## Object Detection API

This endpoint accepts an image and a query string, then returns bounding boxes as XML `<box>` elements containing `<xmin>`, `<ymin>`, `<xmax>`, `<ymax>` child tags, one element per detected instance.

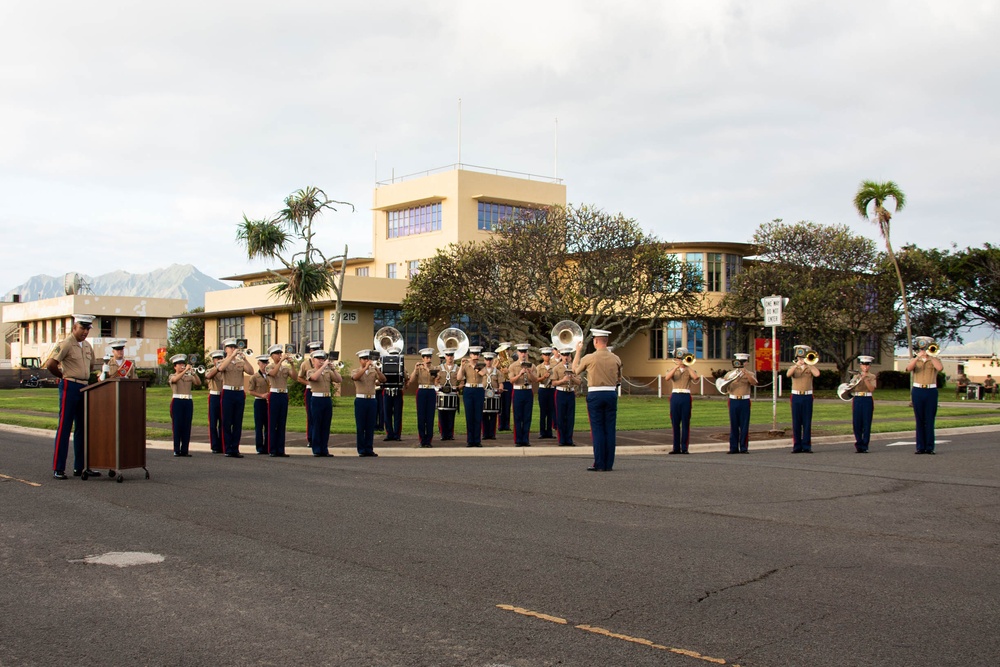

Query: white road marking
<box><xmin>71</xmin><ymin>552</ymin><xmax>165</xmax><ymax>567</ymax></box>
<box><xmin>886</xmin><ymin>440</ymin><xmax>950</xmax><ymax>447</ymax></box>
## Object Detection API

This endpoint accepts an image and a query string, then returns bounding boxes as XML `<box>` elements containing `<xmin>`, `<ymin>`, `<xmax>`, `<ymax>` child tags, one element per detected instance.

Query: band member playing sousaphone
<box><xmin>479</xmin><ymin>351</ymin><xmax>505</xmax><ymax>440</ymax></box>
<box><xmin>787</xmin><ymin>344</ymin><xmax>820</xmax><ymax>453</ymax></box>
<box><xmin>668</xmin><ymin>347</ymin><xmax>700</xmax><ymax>455</ymax></box>
<box><xmin>457</xmin><ymin>346</ymin><xmax>486</xmax><ymax>447</ymax></box>
<box><xmin>436</xmin><ymin>349</ymin><xmax>460</xmax><ymax>441</ymax></box>
<box><xmin>906</xmin><ymin>336</ymin><xmax>943</xmax><ymax>454</ymax></box>
<box><xmin>536</xmin><ymin>347</ymin><xmax>556</xmax><ymax>439</ymax></box>
<box><xmin>550</xmin><ymin>346</ymin><xmax>579</xmax><ymax>446</ymax></box>
<box><xmin>406</xmin><ymin>348</ymin><xmax>438</xmax><ymax>447</ymax></box>
<box><xmin>724</xmin><ymin>353</ymin><xmax>758</xmax><ymax>453</ymax></box>
<box><xmin>508</xmin><ymin>344</ymin><xmax>537</xmax><ymax>447</ymax></box>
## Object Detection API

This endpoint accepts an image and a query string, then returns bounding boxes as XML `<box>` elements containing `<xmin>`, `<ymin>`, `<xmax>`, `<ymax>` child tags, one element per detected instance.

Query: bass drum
<box><xmin>437</xmin><ymin>392</ymin><xmax>460</xmax><ymax>411</ymax></box>
<box><xmin>483</xmin><ymin>395</ymin><xmax>501</xmax><ymax>414</ymax></box>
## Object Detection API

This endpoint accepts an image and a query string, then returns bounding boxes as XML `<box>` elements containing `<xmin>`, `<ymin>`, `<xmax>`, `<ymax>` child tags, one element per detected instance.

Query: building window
<box><xmin>130</xmin><ymin>318</ymin><xmax>144</xmax><ymax>338</ymax></box>
<box><xmin>218</xmin><ymin>317</ymin><xmax>245</xmax><ymax>348</ymax></box>
<box><xmin>386</xmin><ymin>263</ymin><xmax>397</xmax><ymax>279</ymax></box>
<box><xmin>407</xmin><ymin>260</ymin><xmax>420</xmax><ymax>279</ymax></box>
<box><xmin>100</xmin><ymin>317</ymin><xmax>114</xmax><ymax>338</ymax></box>
<box><xmin>649</xmin><ymin>327</ymin><xmax>664</xmax><ymax>359</ymax></box>
<box><xmin>685</xmin><ymin>253</ymin><xmax>704</xmax><ymax>292</ymax></box>
<box><xmin>477</xmin><ymin>201</ymin><xmax>542</xmax><ymax>231</ymax></box>
<box><xmin>387</xmin><ymin>202</ymin><xmax>442</xmax><ymax>239</ymax></box>
<box><xmin>706</xmin><ymin>322</ymin><xmax>725</xmax><ymax>359</ymax></box>
<box><xmin>859</xmin><ymin>334</ymin><xmax>883</xmax><ymax>363</ymax></box>
<box><xmin>725</xmin><ymin>253</ymin><xmax>743</xmax><ymax>292</ymax></box>
<box><xmin>261</xmin><ymin>316</ymin><xmax>273</xmax><ymax>352</ymax></box>
<box><xmin>706</xmin><ymin>253</ymin><xmax>723</xmax><ymax>292</ymax></box>
<box><xmin>687</xmin><ymin>320</ymin><xmax>704</xmax><ymax>359</ymax></box>
<box><xmin>373</xmin><ymin>309</ymin><xmax>428</xmax><ymax>356</ymax></box>
<box><xmin>290</xmin><ymin>311</ymin><xmax>324</xmax><ymax>348</ymax></box>
<box><xmin>355</xmin><ymin>267</ymin><xmax>370</xmax><ymax>277</ymax></box>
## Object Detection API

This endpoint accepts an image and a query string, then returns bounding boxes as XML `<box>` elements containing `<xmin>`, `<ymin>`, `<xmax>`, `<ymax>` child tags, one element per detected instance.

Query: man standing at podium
<box><xmin>45</xmin><ymin>314</ymin><xmax>101</xmax><ymax>480</ymax></box>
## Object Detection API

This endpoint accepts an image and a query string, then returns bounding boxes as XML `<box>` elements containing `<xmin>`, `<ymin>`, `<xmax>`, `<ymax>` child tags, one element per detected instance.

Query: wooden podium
<box><xmin>81</xmin><ymin>378</ymin><xmax>150</xmax><ymax>483</ymax></box>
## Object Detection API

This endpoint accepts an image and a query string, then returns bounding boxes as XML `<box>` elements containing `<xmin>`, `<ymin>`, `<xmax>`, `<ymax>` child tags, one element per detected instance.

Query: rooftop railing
<box><xmin>376</xmin><ymin>163</ymin><xmax>563</xmax><ymax>186</ymax></box>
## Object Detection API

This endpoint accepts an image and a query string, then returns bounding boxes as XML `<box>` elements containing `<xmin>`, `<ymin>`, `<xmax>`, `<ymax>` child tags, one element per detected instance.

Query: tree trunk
<box><xmin>885</xmin><ymin>240</ymin><xmax>913</xmax><ymax>357</ymax></box>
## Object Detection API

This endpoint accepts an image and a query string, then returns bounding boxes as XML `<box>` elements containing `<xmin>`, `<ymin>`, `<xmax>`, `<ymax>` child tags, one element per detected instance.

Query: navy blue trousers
<box><xmin>268</xmin><ymin>392</ymin><xmax>288</xmax><ymax>455</ymax></box>
<box><xmin>221</xmin><ymin>389</ymin><xmax>245</xmax><ymax>455</ymax></box>
<box><xmin>512</xmin><ymin>389</ymin><xmax>533</xmax><ymax>445</ymax></box>
<box><xmin>499</xmin><ymin>381</ymin><xmax>513</xmax><ymax>430</ymax></box>
<box><xmin>52</xmin><ymin>379</ymin><xmax>85</xmax><ymax>473</ymax></box>
<box><xmin>253</xmin><ymin>397</ymin><xmax>268</xmax><ymax>453</ymax></box>
<box><xmin>728</xmin><ymin>398</ymin><xmax>751</xmax><ymax>453</ymax></box>
<box><xmin>555</xmin><ymin>391</ymin><xmax>576</xmax><ymax>445</ymax></box>
<box><xmin>309</xmin><ymin>395</ymin><xmax>332</xmax><ymax>455</ymax></box>
<box><xmin>790</xmin><ymin>394</ymin><xmax>813</xmax><ymax>452</ymax></box>
<box><xmin>538</xmin><ymin>387</ymin><xmax>555</xmax><ymax>437</ymax></box>
<box><xmin>416</xmin><ymin>388</ymin><xmax>436</xmax><ymax>445</ymax></box>
<box><xmin>669</xmin><ymin>392</ymin><xmax>692</xmax><ymax>453</ymax></box>
<box><xmin>587</xmin><ymin>391</ymin><xmax>617</xmax><ymax>470</ymax></box>
<box><xmin>355</xmin><ymin>397</ymin><xmax>377</xmax><ymax>454</ymax></box>
<box><xmin>852</xmin><ymin>396</ymin><xmax>874</xmax><ymax>451</ymax></box>
<box><xmin>207</xmin><ymin>392</ymin><xmax>222</xmax><ymax>452</ymax></box>
<box><xmin>464</xmin><ymin>387</ymin><xmax>485</xmax><ymax>445</ymax></box>
<box><xmin>383</xmin><ymin>390</ymin><xmax>403</xmax><ymax>439</ymax></box>
<box><xmin>171</xmin><ymin>397</ymin><xmax>194</xmax><ymax>455</ymax></box>
<box><xmin>911</xmin><ymin>387</ymin><xmax>938</xmax><ymax>453</ymax></box>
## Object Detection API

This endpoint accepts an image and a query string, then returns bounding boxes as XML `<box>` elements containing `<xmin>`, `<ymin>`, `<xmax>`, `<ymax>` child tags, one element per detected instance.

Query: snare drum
<box><xmin>483</xmin><ymin>395</ymin><xmax>501</xmax><ymax>413</ymax></box>
<box><xmin>437</xmin><ymin>392</ymin><xmax>460</xmax><ymax>411</ymax></box>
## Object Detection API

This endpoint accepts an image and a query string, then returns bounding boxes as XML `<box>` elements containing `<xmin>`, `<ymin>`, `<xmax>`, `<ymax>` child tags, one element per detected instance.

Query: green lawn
<box><xmin>2</xmin><ymin>387</ymin><xmax>998</xmax><ymax>436</ymax></box>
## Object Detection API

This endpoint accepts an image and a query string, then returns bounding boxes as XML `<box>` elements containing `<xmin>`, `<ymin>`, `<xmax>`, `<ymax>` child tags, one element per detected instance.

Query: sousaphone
<box><xmin>373</xmin><ymin>326</ymin><xmax>404</xmax><ymax>355</ymax></box>
<box><xmin>436</xmin><ymin>327</ymin><xmax>469</xmax><ymax>360</ymax></box>
<box><xmin>550</xmin><ymin>320</ymin><xmax>583</xmax><ymax>350</ymax></box>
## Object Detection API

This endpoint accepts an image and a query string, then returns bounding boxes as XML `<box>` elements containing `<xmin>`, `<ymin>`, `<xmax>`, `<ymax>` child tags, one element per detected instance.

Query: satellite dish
<box><xmin>63</xmin><ymin>272</ymin><xmax>92</xmax><ymax>295</ymax></box>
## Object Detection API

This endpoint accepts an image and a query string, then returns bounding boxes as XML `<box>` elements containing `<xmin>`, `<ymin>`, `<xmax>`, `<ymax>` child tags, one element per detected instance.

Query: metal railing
<box><xmin>376</xmin><ymin>163</ymin><xmax>563</xmax><ymax>186</ymax></box>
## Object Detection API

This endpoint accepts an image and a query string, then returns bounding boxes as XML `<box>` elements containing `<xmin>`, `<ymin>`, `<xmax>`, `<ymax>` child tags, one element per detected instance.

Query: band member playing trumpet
<box><xmin>849</xmin><ymin>355</ymin><xmax>877</xmax><ymax>453</ymax></box>
<box><xmin>168</xmin><ymin>354</ymin><xmax>201</xmax><ymax>457</ymax></box>
<box><xmin>536</xmin><ymin>347</ymin><xmax>556</xmax><ymax>439</ymax></box>
<box><xmin>407</xmin><ymin>349</ymin><xmax>437</xmax><ymax>447</ymax></box>
<box><xmin>247</xmin><ymin>355</ymin><xmax>271</xmax><ymax>455</ymax></box>
<box><xmin>480</xmin><ymin>351</ymin><xmax>505</xmax><ymax>440</ymax></box>
<box><xmin>436</xmin><ymin>350</ymin><xmax>459</xmax><ymax>441</ymax></box>
<box><xmin>574</xmin><ymin>329</ymin><xmax>622</xmax><ymax>471</ymax></box>
<box><xmin>906</xmin><ymin>337</ymin><xmax>943</xmax><ymax>454</ymax></box>
<box><xmin>787</xmin><ymin>344</ymin><xmax>821</xmax><ymax>453</ymax></box>
<box><xmin>550</xmin><ymin>346</ymin><xmax>579</xmax><ymax>446</ymax></box>
<box><xmin>307</xmin><ymin>350</ymin><xmax>342</xmax><ymax>457</ymax></box>
<box><xmin>668</xmin><ymin>347</ymin><xmax>700</xmax><ymax>455</ymax></box>
<box><xmin>101</xmin><ymin>339</ymin><xmax>136</xmax><ymax>380</ymax></box>
<box><xmin>265</xmin><ymin>344</ymin><xmax>294</xmax><ymax>457</ymax></box>
<box><xmin>509</xmin><ymin>344</ymin><xmax>537</xmax><ymax>447</ymax></box>
<box><xmin>299</xmin><ymin>341</ymin><xmax>324</xmax><ymax>449</ymax></box>
<box><xmin>726</xmin><ymin>353</ymin><xmax>758</xmax><ymax>453</ymax></box>
<box><xmin>217</xmin><ymin>338</ymin><xmax>254</xmax><ymax>458</ymax></box>
<box><xmin>204</xmin><ymin>350</ymin><xmax>226</xmax><ymax>453</ymax></box>
<box><xmin>352</xmin><ymin>350</ymin><xmax>387</xmax><ymax>457</ymax></box>
<box><xmin>458</xmin><ymin>346</ymin><xmax>486</xmax><ymax>447</ymax></box>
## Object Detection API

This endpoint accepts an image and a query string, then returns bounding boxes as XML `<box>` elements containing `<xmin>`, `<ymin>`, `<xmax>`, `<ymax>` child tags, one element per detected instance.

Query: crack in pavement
<box><xmin>696</xmin><ymin>564</ymin><xmax>796</xmax><ymax>603</ymax></box>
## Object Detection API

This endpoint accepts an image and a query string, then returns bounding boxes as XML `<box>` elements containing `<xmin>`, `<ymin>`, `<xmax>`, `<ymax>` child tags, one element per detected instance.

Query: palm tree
<box><xmin>853</xmin><ymin>180</ymin><xmax>910</xmax><ymax>355</ymax></box>
<box><xmin>237</xmin><ymin>187</ymin><xmax>353</xmax><ymax>354</ymax></box>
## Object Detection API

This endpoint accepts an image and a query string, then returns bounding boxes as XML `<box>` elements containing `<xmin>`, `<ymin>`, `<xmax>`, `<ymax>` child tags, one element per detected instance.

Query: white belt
<box><xmin>418</xmin><ymin>384</ymin><xmax>435</xmax><ymax>389</ymax></box>
<box><xmin>356</xmin><ymin>394</ymin><xmax>375</xmax><ymax>400</ymax></box>
<box><xmin>672</xmin><ymin>389</ymin><xmax>691</xmax><ymax>394</ymax></box>
<box><xmin>588</xmin><ymin>386</ymin><xmax>616</xmax><ymax>392</ymax></box>
<box><xmin>63</xmin><ymin>377</ymin><xmax>88</xmax><ymax>384</ymax></box>
<box><xmin>312</xmin><ymin>392</ymin><xmax>330</xmax><ymax>397</ymax></box>
<box><xmin>556</xmin><ymin>387</ymin><xmax>574</xmax><ymax>392</ymax></box>
<box><xmin>913</xmin><ymin>383</ymin><xmax>935</xmax><ymax>389</ymax></box>
<box><xmin>514</xmin><ymin>384</ymin><xmax>532</xmax><ymax>390</ymax></box>
<box><xmin>270</xmin><ymin>388</ymin><xmax>288</xmax><ymax>393</ymax></box>
<box><xmin>172</xmin><ymin>394</ymin><xmax>192</xmax><ymax>400</ymax></box>
<box><xmin>465</xmin><ymin>383</ymin><xmax>482</xmax><ymax>388</ymax></box>
<box><xmin>791</xmin><ymin>390</ymin><xmax>813</xmax><ymax>395</ymax></box>
<box><xmin>223</xmin><ymin>385</ymin><xmax>244</xmax><ymax>391</ymax></box>
<box><xmin>254</xmin><ymin>396</ymin><xmax>267</xmax><ymax>401</ymax></box>
<box><xmin>729</xmin><ymin>395</ymin><xmax>750</xmax><ymax>400</ymax></box>
<box><xmin>854</xmin><ymin>392</ymin><xmax>873</xmax><ymax>397</ymax></box>
<box><xmin>209</xmin><ymin>390</ymin><xmax>221</xmax><ymax>395</ymax></box>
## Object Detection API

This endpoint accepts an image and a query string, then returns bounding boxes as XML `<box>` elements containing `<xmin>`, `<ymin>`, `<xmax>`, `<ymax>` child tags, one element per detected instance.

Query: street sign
<box><xmin>761</xmin><ymin>296</ymin><xmax>784</xmax><ymax>327</ymax></box>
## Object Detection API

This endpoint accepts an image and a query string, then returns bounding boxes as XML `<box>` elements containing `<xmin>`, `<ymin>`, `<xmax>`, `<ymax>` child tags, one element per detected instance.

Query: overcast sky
<box><xmin>2</xmin><ymin>0</ymin><xmax>998</xmax><ymax>297</ymax></box>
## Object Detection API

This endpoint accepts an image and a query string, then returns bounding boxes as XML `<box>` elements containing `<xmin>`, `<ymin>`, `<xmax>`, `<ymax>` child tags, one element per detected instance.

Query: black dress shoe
<box><xmin>53</xmin><ymin>471</ymin><xmax>68</xmax><ymax>480</ymax></box>
<box><xmin>313</xmin><ymin>453</ymin><xmax>332</xmax><ymax>457</ymax></box>
<box><xmin>173</xmin><ymin>453</ymin><xmax>182</xmax><ymax>457</ymax></box>
<box><xmin>668</xmin><ymin>451</ymin><xmax>680</xmax><ymax>455</ymax></box>
<box><xmin>73</xmin><ymin>469</ymin><xmax>102</xmax><ymax>477</ymax></box>
<box><xmin>587</xmin><ymin>466</ymin><xmax>603</xmax><ymax>471</ymax></box>
<box><xmin>183</xmin><ymin>453</ymin><xmax>193</xmax><ymax>457</ymax></box>
<box><xmin>256</xmin><ymin>451</ymin><xmax>268</xmax><ymax>455</ymax></box>
<box><xmin>224</xmin><ymin>453</ymin><xmax>244</xmax><ymax>458</ymax></box>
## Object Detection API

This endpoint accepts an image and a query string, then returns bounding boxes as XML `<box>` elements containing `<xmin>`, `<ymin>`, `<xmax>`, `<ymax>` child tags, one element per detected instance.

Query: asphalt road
<box><xmin>2</xmin><ymin>428</ymin><xmax>998</xmax><ymax>666</ymax></box>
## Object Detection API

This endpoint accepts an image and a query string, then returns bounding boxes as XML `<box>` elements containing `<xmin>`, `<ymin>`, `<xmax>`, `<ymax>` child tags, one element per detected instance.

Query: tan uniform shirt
<box><xmin>107</xmin><ymin>358</ymin><xmax>137</xmax><ymax>379</ymax></box>
<box><xmin>853</xmin><ymin>372</ymin><xmax>876</xmax><ymax>394</ymax></box>
<box><xmin>266</xmin><ymin>362</ymin><xmax>293</xmax><ymax>390</ymax></box>
<box><xmin>298</xmin><ymin>359</ymin><xmax>312</xmax><ymax>384</ymax></box>
<box><xmin>458</xmin><ymin>359</ymin><xmax>482</xmax><ymax>387</ymax></box>
<box><xmin>170</xmin><ymin>373</ymin><xmax>198</xmax><ymax>395</ymax></box>
<box><xmin>219</xmin><ymin>357</ymin><xmax>253</xmax><ymax>390</ymax></box>
<box><xmin>406</xmin><ymin>361</ymin><xmax>436</xmax><ymax>388</ymax></box>
<box><xmin>52</xmin><ymin>335</ymin><xmax>94</xmax><ymax>381</ymax></box>
<box><xmin>549</xmin><ymin>362</ymin><xmax>578</xmax><ymax>391</ymax></box>
<box><xmin>669</xmin><ymin>365</ymin><xmax>695</xmax><ymax>391</ymax></box>
<box><xmin>787</xmin><ymin>365</ymin><xmax>815</xmax><ymax>392</ymax></box>
<box><xmin>911</xmin><ymin>359</ymin><xmax>938</xmax><ymax>386</ymax></box>
<box><xmin>727</xmin><ymin>371</ymin><xmax>757</xmax><ymax>398</ymax></box>
<box><xmin>436</xmin><ymin>363</ymin><xmax>460</xmax><ymax>390</ymax></box>
<box><xmin>354</xmin><ymin>367</ymin><xmax>380</xmax><ymax>397</ymax></box>
<box><xmin>206</xmin><ymin>368</ymin><xmax>224</xmax><ymax>392</ymax></box>
<box><xmin>535</xmin><ymin>362</ymin><xmax>553</xmax><ymax>388</ymax></box>
<box><xmin>308</xmin><ymin>368</ymin><xmax>339</xmax><ymax>395</ymax></box>
<box><xmin>481</xmin><ymin>365</ymin><xmax>505</xmax><ymax>393</ymax></box>
<box><xmin>247</xmin><ymin>371</ymin><xmax>270</xmax><ymax>399</ymax></box>
<box><xmin>576</xmin><ymin>349</ymin><xmax>622</xmax><ymax>388</ymax></box>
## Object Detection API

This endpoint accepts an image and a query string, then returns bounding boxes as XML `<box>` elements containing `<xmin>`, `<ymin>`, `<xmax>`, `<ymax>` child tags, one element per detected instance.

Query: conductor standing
<box><xmin>573</xmin><ymin>329</ymin><xmax>622</xmax><ymax>472</ymax></box>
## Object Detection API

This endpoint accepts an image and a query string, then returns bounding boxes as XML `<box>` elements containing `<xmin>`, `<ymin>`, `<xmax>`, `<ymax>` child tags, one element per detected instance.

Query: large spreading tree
<box><xmin>402</xmin><ymin>204</ymin><xmax>706</xmax><ymax>350</ymax></box>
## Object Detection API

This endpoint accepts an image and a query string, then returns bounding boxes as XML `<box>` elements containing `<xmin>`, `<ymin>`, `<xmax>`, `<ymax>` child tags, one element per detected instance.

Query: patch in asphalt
<box><xmin>72</xmin><ymin>552</ymin><xmax>165</xmax><ymax>567</ymax></box>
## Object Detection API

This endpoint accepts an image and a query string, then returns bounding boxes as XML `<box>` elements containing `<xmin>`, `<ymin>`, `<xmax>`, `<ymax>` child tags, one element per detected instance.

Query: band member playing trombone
<box><xmin>204</xmin><ymin>350</ymin><xmax>226</xmax><ymax>453</ymax></box>
<box><xmin>668</xmin><ymin>347</ymin><xmax>700</xmax><ymax>455</ymax></box>
<box><xmin>906</xmin><ymin>337</ymin><xmax>943</xmax><ymax>454</ymax></box>
<box><xmin>247</xmin><ymin>355</ymin><xmax>271</xmax><ymax>455</ymax></box>
<box><xmin>406</xmin><ymin>348</ymin><xmax>437</xmax><ymax>447</ymax></box>
<box><xmin>436</xmin><ymin>350</ymin><xmax>459</xmax><ymax>441</ymax></box>
<box><xmin>217</xmin><ymin>338</ymin><xmax>254</xmax><ymax>458</ymax></box>
<box><xmin>352</xmin><ymin>350</ymin><xmax>387</xmax><ymax>457</ymax></box>
<box><xmin>787</xmin><ymin>344</ymin><xmax>821</xmax><ymax>453</ymax></box>
<box><xmin>725</xmin><ymin>353</ymin><xmax>758</xmax><ymax>454</ymax></box>
<box><xmin>168</xmin><ymin>354</ymin><xmax>201</xmax><ymax>457</ymax></box>
<box><xmin>536</xmin><ymin>347</ymin><xmax>556</xmax><ymax>439</ymax></box>
<box><xmin>550</xmin><ymin>346</ymin><xmax>579</xmax><ymax>446</ymax></box>
<box><xmin>849</xmin><ymin>355</ymin><xmax>877</xmax><ymax>453</ymax></box>
<box><xmin>573</xmin><ymin>329</ymin><xmax>622</xmax><ymax>471</ymax></box>
<box><xmin>508</xmin><ymin>344</ymin><xmax>537</xmax><ymax>447</ymax></box>
<box><xmin>307</xmin><ymin>350</ymin><xmax>342</xmax><ymax>457</ymax></box>
<box><xmin>458</xmin><ymin>346</ymin><xmax>485</xmax><ymax>447</ymax></box>
<box><xmin>265</xmin><ymin>344</ymin><xmax>294</xmax><ymax>457</ymax></box>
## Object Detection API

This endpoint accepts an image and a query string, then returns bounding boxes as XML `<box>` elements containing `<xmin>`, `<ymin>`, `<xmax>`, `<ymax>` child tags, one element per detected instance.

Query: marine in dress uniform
<box><xmin>849</xmin><ymin>355</ymin><xmax>877</xmax><ymax>453</ymax></box>
<box><xmin>204</xmin><ymin>350</ymin><xmax>226</xmax><ymax>453</ymax></box>
<box><xmin>667</xmin><ymin>347</ymin><xmax>701</xmax><ymax>455</ymax></box>
<box><xmin>497</xmin><ymin>343</ymin><xmax>513</xmax><ymax>432</ymax></box>
<box><xmin>787</xmin><ymin>344</ymin><xmax>820</xmax><ymax>453</ymax></box>
<box><xmin>247</xmin><ymin>355</ymin><xmax>271</xmax><ymax>455</ymax></box>
<box><xmin>508</xmin><ymin>344</ymin><xmax>537</xmax><ymax>447</ymax></box>
<box><xmin>298</xmin><ymin>341</ymin><xmax>324</xmax><ymax>448</ymax></box>
<box><xmin>381</xmin><ymin>353</ymin><xmax>404</xmax><ymax>443</ymax></box>
<box><xmin>550</xmin><ymin>346</ymin><xmax>579</xmax><ymax>446</ymax></box>
<box><xmin>306</xmin><ymin>350</ymin><xmax>342</xmax><ymax>456</ymax></box>
<box><xmin>406</xmin><ymin>348</ymin><xmax>438</xmax><ymax>447</ymax></box>
<box><xmin>352</xmin><ymin>350</ymin><xmax>387</xmax><ymax>456</ymax></box>
<box><xmin>101</xmin><ymin>339</ymin><xmax>137</xmax><ymax>380</ymax></box>
<box><xmin>905</xmin><ymin>337</ymin><xmax>944</xmax><ymax>454</ymax></box>
<box><xmin>217</xmin><ymin>338</ymin><xmax>254</xmax><ymax>458</ymax></box>
<box><xmin>573</xmin><ymin>329</ymin><xmax>622</xmax><ymax>471</ymax></box>
<box><xmin>458</xmin><ymin>346</ymin><xmax>486</xmax><ymax>447</ymax></box>
<box><xmin>480</xmin><ymin>351</ymin><xmax>505</xmax><ymax>441</ymax></box>
<box><xmin>45</xmin><ymin>314</ymin><xmax>100</xmax><ymax>479</ymax></box>
<box><xmin>536</xmin><ymin>347</ymin><xmax>556</xmax><ymax>439</ymax></box>
<box><xmin>168</xmin><ymin>354</ymin><xmax>200</xmax><ymax>457</ymax></box>
<box><xmin>726</xmin><ymin>353</ymin><xmax>758</xmax><ymax>454</ymax></box>
<box><xmin>436</xmin><ymin>350</ymin><xmax>460</xmax><ymax>441</ymax></box>
<box><xmin>265</xmin><ymin>344</ymin><xmax>294</xmax><ymax>457</ymax></box>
